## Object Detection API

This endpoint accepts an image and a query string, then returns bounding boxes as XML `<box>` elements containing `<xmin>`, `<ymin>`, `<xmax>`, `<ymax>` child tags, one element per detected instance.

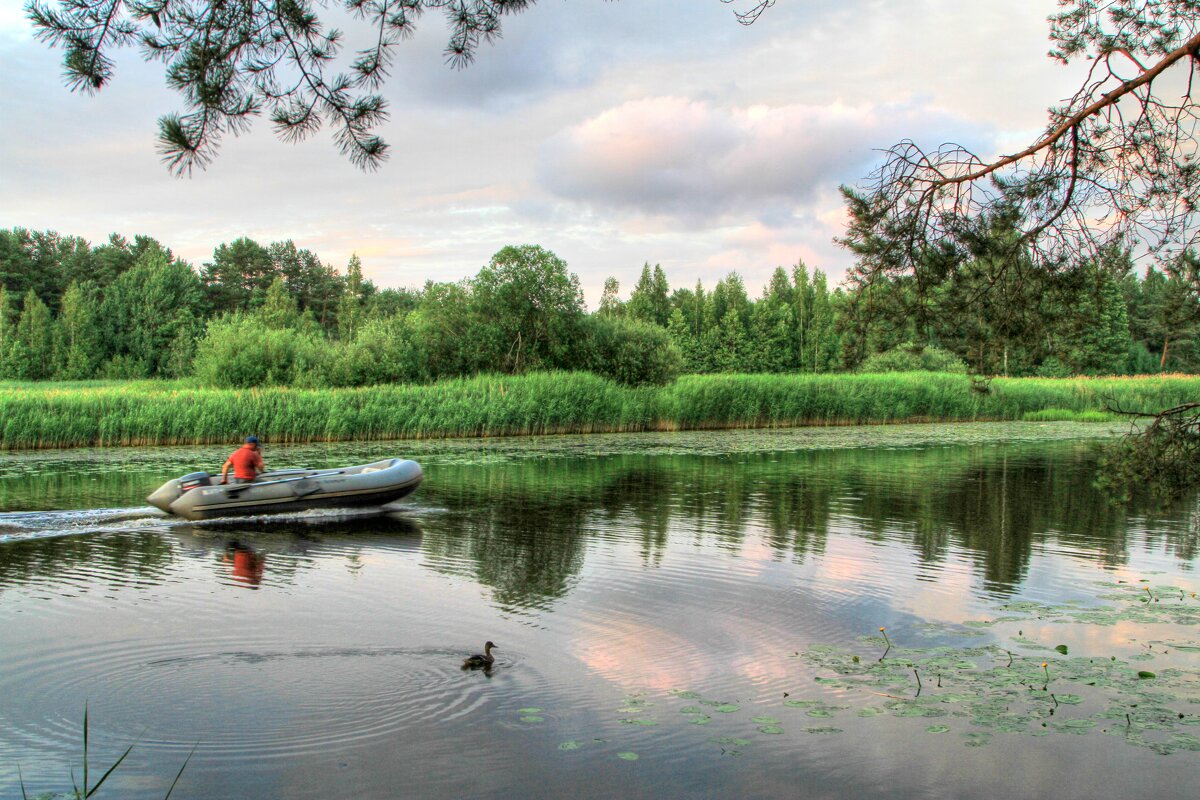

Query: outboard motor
<box><xmin>179</xmin><ymin>472</ymin><xmax>212</xmax><ymax>492</ymax></box>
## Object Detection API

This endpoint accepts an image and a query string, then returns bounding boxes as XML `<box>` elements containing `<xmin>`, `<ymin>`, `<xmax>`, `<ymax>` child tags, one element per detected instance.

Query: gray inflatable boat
<box><xmin>147</xmin><ymin>458</ymin><xmax>423</xmax><ymax>521</ymax></box>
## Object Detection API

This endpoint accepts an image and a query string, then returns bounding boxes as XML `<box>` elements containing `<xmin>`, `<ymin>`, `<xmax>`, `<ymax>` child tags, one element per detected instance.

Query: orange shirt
<box><xmin>227</xmin><ymin>444</ymin><xmax>264</xmax><ymax>480</ymax></box>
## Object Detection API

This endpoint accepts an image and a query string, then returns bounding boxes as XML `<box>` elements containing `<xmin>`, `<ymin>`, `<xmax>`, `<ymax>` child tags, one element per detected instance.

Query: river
<box><xmin>1</xmin><ymin>423</ymin><xmax>1198</xmax><ymax>799</ymax></box>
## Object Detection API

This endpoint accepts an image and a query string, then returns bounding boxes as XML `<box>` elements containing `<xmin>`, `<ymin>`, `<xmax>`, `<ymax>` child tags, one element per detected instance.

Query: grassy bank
<box><xmin>0</xmin><ymin>372</ymin><xmax>1195</xmax><ymax>449</ymax></box>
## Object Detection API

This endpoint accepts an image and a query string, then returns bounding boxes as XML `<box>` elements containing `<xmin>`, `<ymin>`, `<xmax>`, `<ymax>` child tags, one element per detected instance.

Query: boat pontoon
<box><xmin>147</xmin><ymin>458</ymin><xmax>423</xmax><ymax>521</ymax></box>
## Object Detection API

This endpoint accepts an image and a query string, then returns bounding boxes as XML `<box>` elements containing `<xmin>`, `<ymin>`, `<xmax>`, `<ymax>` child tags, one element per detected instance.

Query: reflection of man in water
<box><xmin>224</xmin><ymin>541</ymin><xmax>266</xmax><ymax>587</ymax></box>
<box><xmin>220</xmin><ymin>436</ymin><xmax>265</xmax><ymax>485</ymax></box>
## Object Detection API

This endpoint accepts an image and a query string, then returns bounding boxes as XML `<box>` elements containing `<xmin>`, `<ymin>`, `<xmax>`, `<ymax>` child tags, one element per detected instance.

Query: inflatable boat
<box><xmin>147</xmin><ymin>458</ymin><xmax>424</xmax><ymax>521</ymax></box>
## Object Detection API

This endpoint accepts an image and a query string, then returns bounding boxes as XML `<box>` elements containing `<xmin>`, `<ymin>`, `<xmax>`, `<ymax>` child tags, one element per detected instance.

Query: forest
<box><xmin>0</xmin><ymin>226</ymin><xmax>1197</xmax><ymax>389</ymax></box>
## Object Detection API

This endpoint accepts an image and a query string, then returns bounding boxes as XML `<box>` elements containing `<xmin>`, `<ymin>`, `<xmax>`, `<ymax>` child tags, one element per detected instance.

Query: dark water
<box><xmin>1</xmin><ymin>423</ymin><xmax>1198</xmax><ymax>799</ymax></box>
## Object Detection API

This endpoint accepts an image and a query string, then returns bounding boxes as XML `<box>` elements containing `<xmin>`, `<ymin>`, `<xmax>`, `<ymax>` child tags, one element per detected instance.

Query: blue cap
<box><xmin>245</xmin><ymin>435</ymin><xmax>260</xmax><ymax>444</ymax></box>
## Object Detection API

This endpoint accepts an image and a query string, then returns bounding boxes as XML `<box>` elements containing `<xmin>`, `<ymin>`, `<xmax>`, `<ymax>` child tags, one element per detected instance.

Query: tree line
<box><xmin>0</xmin><ymin>227</ymin><xmax>1197</xmax><ymax>388</ymax></box>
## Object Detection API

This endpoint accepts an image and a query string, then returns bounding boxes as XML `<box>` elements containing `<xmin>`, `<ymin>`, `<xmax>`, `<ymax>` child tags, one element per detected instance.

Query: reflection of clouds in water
<box><xmin>573</xmin><ymin>611</ymin><xmax>795</xmax><ymax>694</ymax></box>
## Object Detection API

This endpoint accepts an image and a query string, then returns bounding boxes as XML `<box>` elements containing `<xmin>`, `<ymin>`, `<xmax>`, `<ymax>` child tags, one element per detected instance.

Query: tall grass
<box><xmin>0</xmin><ymin>372</ymin><xmax>1195</xmax><ymax>449</ymax></box>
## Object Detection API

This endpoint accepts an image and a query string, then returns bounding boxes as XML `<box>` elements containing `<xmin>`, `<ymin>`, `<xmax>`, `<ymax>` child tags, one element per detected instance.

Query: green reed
<box><xmin>0</xmin><ymin>372</ymin><xmax>1195</xmax><ymax>449</ymax></box>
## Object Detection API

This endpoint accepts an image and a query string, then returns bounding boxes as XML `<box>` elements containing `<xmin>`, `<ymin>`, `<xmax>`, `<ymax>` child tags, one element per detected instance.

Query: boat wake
<box><xmin>0</xmin><ymin>505</ymin><xmax>417</xmax><ymax>544</ymax></box>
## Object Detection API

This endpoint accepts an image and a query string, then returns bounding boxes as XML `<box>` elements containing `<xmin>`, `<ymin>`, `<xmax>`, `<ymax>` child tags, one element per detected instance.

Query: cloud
<box><xmin>539</xmin><ymin>95</ymin><xmax>995</xmax><ymax>224</ymax></box>
<box><xmin>378</xmin><ymin>1</ymin><xmax>738</xmax><ymax>111</ymax></box>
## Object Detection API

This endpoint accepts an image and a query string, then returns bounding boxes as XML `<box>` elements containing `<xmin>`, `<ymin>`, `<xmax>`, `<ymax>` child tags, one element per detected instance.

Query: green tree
<box><xmin>0</xmin><ymin>286</ymin><xmax>16</xmax><ymax>378</ymax></box>
<box><xmin>1142</xmin><ymin>254</ymin><xmax>1200</xmax><ymax>371</ymax></box>
<box><xmin>270</xmin><ymin>241</ymin><xmax>343</xmax><ymax>329</ymax></box>
<box><xmin>323</xmin><ymin>315</ymin><xmax>422</xmax><ymax>386</ymax></box>
<box><xmin>745</xmin><ymin>269</ymin><xmax>794</xmax><ymax>373</ymax></box>
<box><xmin>627</xmin><ymin>263</ymin><xmax>671</xmax><ymax>327</ymax></box>
<box><xmin>259</xmin><ymin>277</ymin><xmax>305</xmax><ymax>331</ymax></box>
<box><xmin>193</xmin><ymin>314</ymin><xmax>328</xmax><ymax>387</ymax></box>
<box><xmin>470</xmin><ymin>245</ymin><xmax>585</xmax><ymax>373</ymax></box>
<box><xmin>102</xmin><ymin>252</ymin><xmax>207</xmax><ymax>377</ymax></box>
<box><xmin>409</xmin><ymin>281</ymin><xmax>477</xmax><ymax>380</ymax></box>
<box><xmin>666</xmin><ymin>306</ymin><xmax>702</xmax><ymax>372</ymax></box>
<box><xmin>584</xmin><ymin>315</ymin><xmax>682</xmax><ymax>386</ymax></box>
<box><xmin>809</xmin><ymin>271</ymin><xmax>840</xmax><ymax>372</ymax></box>
<box><xmin>13</xmin><ymin>289</ymin><xmax>56</xmax><ymax>380</ymax></box>
<box><xmin>55</xmin><ymin>280</ymin><xmax>103</xmax><ymax>379</ymax></box>
<box><xmin>598</xmin><ymin>277</ymin><xmax>624</xmax><ymax>318</ymax></box>
<box><xmin>202</xmin><ymin>238</ymin><xmax>275</xmax><ymax>315</ymax></box>
<box><xmin>338</xmin><ymin>254</ymin><xmax>367</xmax><ymax>341</ymax></box>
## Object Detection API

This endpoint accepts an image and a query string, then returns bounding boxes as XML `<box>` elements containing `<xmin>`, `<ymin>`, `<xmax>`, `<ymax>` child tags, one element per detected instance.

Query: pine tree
<box><xmin>792</xmin><ymin>261</ymin><xmax>812</xmax><ymax>370</ymax></box>
<box><xmin>714</xmin><ymin>308</ymin><xmax>749</xmax><ymax>372</ymax></box>
<box><xmin>809</xmin><ymin>271</ymin><xmax>839</xmax><ymax>372</ymax></box>
<box><xmin>627</xmin><ymin>263</ymin><xmax>671</xmax><ymax>327</ymax></box>
<box><xmin>666</xmin><ymin>307</ymin><xmax>700</xmax><ymax>372</ymax></box>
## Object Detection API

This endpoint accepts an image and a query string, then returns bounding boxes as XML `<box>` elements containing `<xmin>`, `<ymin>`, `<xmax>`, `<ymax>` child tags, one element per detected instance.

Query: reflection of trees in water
<box><xmin>4</xmin><ymin>443</ymin><xmax>1195</xmax><ymax>606</ymax></box>
<box><xmin>0</xmin><ymin>468</ymin><xmax>166</xmax><ymax>512</ymax></box>
<box><xmin>0</xmin><ymin>513</ymin><xmax>422</xmax><ymax>591</ymax></box>
<box><xmin>0</xmin><ymin>530</ymin><xmax>175</xmax><ymax>589</ymax></box>
<box><xmin>421</xmin><ymin>464</ymin><xmax>593</xmax><ymax>612</ymax></box>
<box><xmin>420</xmin><ymin>443</ymin><xmax>1199</xmax><ymax>605</ymax></box>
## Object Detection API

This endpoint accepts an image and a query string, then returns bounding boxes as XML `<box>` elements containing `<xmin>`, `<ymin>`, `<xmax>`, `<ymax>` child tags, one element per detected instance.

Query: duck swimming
<box><xmin>462</xmin><ymin>641</ymin><xmax>498</xmax><ymax>669</ymax></box>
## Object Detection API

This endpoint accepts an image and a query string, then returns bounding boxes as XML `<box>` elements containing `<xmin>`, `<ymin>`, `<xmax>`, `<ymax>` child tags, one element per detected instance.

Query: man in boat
<box><xmin>220</xmin><ymin>436</ymin><xmax>265</xmax><ymax>485</ymax></box>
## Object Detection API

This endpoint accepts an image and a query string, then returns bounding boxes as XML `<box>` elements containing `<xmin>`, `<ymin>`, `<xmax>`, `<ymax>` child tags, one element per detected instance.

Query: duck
<box><xmin>462</xmin><ymin>641</ymin><xmax>498</xmax><ymax>669</ymax></box>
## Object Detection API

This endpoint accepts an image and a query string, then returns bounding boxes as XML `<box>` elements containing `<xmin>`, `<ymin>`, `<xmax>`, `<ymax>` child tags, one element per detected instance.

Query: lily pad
<box><xmin>1061</xmin><ymin>719</ymin><xmax>1096</xmax><ymax>731</ymax></box>
<box><xmin>926</xmin><ymin>725</ymin><xmax>951</xmax><ymax>733</ymax></box>
<box><xmin>617</xmin><ymin>752</ymin><xmax>639</xmax><ymax>761</ymax></box>
<box><xmin>520</xmin><ymin>715</ymin><xmax>545</xmax><ymax>724</ymax></box>
<box><xmin>702</xmin><ymin>702</ymin><xmax>740</xmax><ymax>713</ymax></box>
<box><xmin>784</xmin><ymin>699</ymin><xmax>820</xmax><ymax>708</ymax></box>
<box><xmin>758</xmin><ymin>725</ymin><xmax>785</xmax><ymax>734</ymax></box>
<box><xmin>558</xmin><ymin>740</ymin><xmax>582</xmax><ymax>751</ymax></box>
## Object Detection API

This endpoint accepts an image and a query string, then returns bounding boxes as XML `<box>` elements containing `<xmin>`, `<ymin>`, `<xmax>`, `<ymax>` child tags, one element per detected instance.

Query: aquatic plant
<box><xmin>791</xmin><ymin>582</ymin><xmax>1200</xmax><ymax>754</ymax></box>
<box><xmin>1</xmin><ymin>372</ymin><xmax>1197</xmax><ymax>449</ymax></box>
<box><xmin>18</xmin><ymin>705</ymin><xmax>193</xmax><ymax>799</ymax></box>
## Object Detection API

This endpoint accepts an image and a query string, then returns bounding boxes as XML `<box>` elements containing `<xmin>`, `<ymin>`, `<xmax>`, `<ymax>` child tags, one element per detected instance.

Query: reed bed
<box><xmin>0</xmin><ymin>372</ymin><xmax>1195</xmax><ymax>449</ymax></box>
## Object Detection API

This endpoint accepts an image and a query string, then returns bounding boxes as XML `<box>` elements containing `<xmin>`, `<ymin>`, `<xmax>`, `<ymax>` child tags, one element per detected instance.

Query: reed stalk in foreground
<box><xmin>18</xmin><ymin>704</ymin><xmax>193</xmax><ymax>800</ymax></box>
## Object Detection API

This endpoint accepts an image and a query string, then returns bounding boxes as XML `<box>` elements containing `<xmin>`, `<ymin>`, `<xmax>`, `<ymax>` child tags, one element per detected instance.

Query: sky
<box><xmin>0</xmin><ymin>0</ymin><xmax>1086</xmax><ymax>305</ymax></box>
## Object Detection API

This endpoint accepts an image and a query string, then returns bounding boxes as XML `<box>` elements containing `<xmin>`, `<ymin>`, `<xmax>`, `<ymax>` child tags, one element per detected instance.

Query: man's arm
<box><xmin>220</xmin><ymin>458</ymin><xmax>233</xmax><ymax>484</ymax></box>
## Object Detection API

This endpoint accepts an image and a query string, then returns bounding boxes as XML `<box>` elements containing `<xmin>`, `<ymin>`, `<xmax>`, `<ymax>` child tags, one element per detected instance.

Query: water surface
<box><xmin>1</xmin><ymin>423</ymin><xmax>1197</xmax><ymax>799</ymax></box>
